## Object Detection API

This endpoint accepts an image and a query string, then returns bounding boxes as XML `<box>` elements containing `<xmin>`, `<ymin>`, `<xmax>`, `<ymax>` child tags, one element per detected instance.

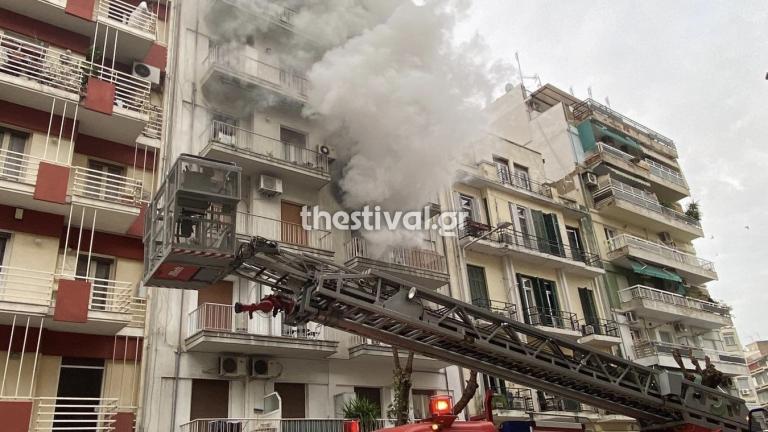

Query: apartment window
<box><xmin>658</xmin><ymin>331</ymin><xmax>673</xmax><ymax>344</ymax></box>
<box><xmin>280</xmin><ymin>126</ymin><xmax>307</xmax><ymax>148</ymax></box>
<box><xmin>725</xmin><ymin>335</ymin><xmax>736</xmax><ymax>346</ymax></box>
<box><xmin>466</xmin><ymin>265</ymin><xmax>489</xmax><ymax>307</ymax></box>
<box><xmin>517</xmin><ymin>275</ymin><xmax>560</xmax><ymax>327</ymax></box>
<box><xmin>512</xmin><ymin>164</ymin><xmax>530</xmax><ymax>190</ymax></box>
<box><xmin>458</xmin><ymin>194</ymin><xmax>475</xmax><ymax>222</ymax></box>
<box><xmin>483</xmin><ymin>374</ymin><xmax>506</xmax><ymax>394</ymax></box>
<box><xmin>566</xmin><ymin>226</ymin><xmax>585</xmax><ymax>260</ymax></box>
<box><xmin>354</xmin><ymin>386</ymin><xmax>382</xmax><ymax>415</ymax></box>
<box><xmin>493</xmin><ymin>156</ymin><xmax>511</xmax><ymax>184</ymax></box>
<box><xmin>412</xmin><ymin>390</ymin><xmax>436</xmax><ymax>420</ymax></box>
<box><xmin>87</xmin><ymin>160</ymin><xmax>127</xmax><ymax>202</ymax></box>
<box><xmin>604</xmin><ymin>227</ymin><xmax>618</xmax><ymax>242</ymax></box>
<box><xmin>512</xmin><ymin>204</ymin><xmax>532</xmax><ymax>246</ymax></box>
<box><xmin>0</xmin><ymin>127</ymin><xmax>29</xmax><ymax>180</ymax></box>
<box><xmin>630</xmin><ymin>329</ymin><xmax>643</xmax><ymax>342</ymax></box>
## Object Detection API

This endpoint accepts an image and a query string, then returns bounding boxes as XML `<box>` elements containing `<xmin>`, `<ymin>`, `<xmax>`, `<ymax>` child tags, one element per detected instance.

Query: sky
<box><xmin>462</xmin><ymin>1</ymin><xmax>768</xmax><ymax>342</ymax></box>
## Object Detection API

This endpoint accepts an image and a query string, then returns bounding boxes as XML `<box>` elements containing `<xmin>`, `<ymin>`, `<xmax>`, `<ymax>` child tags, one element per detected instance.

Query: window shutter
<box><xmin>530</xmin><ymin>210</ymin><xmax>548</xmax><ymax>253</ymax></box>
<box><xmin>543</xmin><ymin>213</ymin><xmax>565</xmax><ymax>256</ymax></box>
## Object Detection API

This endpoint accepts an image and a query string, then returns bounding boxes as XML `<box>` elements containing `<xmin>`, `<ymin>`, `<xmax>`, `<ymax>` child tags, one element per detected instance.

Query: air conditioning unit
<box><xmin>741</xmin><ymin>388</ymin><xmax>752</xmax><ymax>396</ymax></box>
<box><xmin>582</xmin><ymin>324</ymin><xmax>595</xmax><ymax>336</ymax></box>
<box><xmin>250</xmin><ymin>358</ymin><xmax>281</xmax><ymax>378</ymax></box>
<box><xmin>317</xmin><ymin>144</ymin><xmax>337</xmax><ymax>160</ymax></box>
<box><xmin>132</xmin><ymin>62</ymin><xmax>161</xmax><ymax>86</ymax></box>
<box><xmin>219</xmin><ymin>356</ymin><xmax>247</xmax><ymax>377</ymax></box>
<box><xmin>625</xmin><ymin>312</ymin><xmax>638</xmax><ymax>324</ymax></box>
<box><xmin>658</xmin><ymin>232</ymin><xmax>673</xmax><ymax>244</ymax></box>
<box><xmin>584</xmin><ymin>172</ymin><xmax>599</xmax><ymax>187</ymax></box>
<box><xmin>258</xmin><ymin>175</ymin><xmax>283</xmax><ymax>197</ymax></box>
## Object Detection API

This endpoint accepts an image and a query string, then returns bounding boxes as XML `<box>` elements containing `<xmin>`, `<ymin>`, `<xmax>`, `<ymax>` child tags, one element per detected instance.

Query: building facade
<box><xmin>746</xmin><ymin>341</ymin><xmax>768</xmax><ymax>408</ymax></box>
<box><xmin>0</xmin><ymin>0</ymin><xmax>170</xmax><ymax>430</ymax></box>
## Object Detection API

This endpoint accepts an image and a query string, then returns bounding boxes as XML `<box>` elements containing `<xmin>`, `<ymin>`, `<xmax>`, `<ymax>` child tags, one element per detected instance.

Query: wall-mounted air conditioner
<box><xmin>582</xmin><ymin>325</ymin><xmax>595</xmax><ymax>336</ymax></box>
<box><xmin>250</xmin><ymin>358</ymin><xmax>281</xmax><ymax>378</ymax></box>
<box><xmin>219</xmin><ymin>356</ymin><xmax>247</xmax><ymax>377</ymax></box>
<box><xmin>132</xmin><ymin>61</ymin><xmax>161</xmax><ymax>86</ymax></box>
<box><xmin>317</xmin><ymin>144</ymin><xmax>337</xmax><ymax>160</ymax></box>
<box><xmin>258</xmin><ymin>174</ymin><xmax>283</xmax><ymax>197</ymax></box>
<box><xmin>584</xmin><ymin>172</ymin><xmax>598</xmax><ymax>187</ymax></box>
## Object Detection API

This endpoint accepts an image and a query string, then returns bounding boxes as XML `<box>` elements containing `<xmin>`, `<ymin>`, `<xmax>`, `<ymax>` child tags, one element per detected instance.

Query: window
<box><xmin>459</xmin><ymin>194</ymin><xmax>475</xmax><ymax>222</ymax></box>
<box><xmin>517</xmin><ymin>275</ymin><xmax>560</xmax><ymax>327</ymax></box>
<box><xmin>578</xmin><ymin>288</ymin><xmax>599</xmax><ymax>327</ymax></box>
<box><xmin>211</xmin><ymin>114</ymin><xmax>238</xmax><ymax>145</ymax></box>
<box><xmin>87</xmin><ymin>160</ymin><xmax>127</xmax><ymax>202</ymax></box>
<box><xmin>353</xmin><ymin>387</ymin><xmax>382</xmax><ymax>416</ymax></box>
<box><xmin>412</xmin><ymin>390</ymin><xmax>436</xmax><ymax>420</ymax></box>
<box><xmin>466</xmin><ymin>265</ymin><xmax>489</xmax><ymax>307</ymax></box>
<box><xmin>630</xmin><ymin>329</ymin><xmax>643</xmax><ymax>342</ymax></box>
<box><xmin>566</xmin><ymin>226</ymin><xmax>584</xmax><ymax>261</ymax></box>
<box><xmin>0</xmin><ymin>127</ymin><xmax>29</xmax><ymax>181</ymax></box>
<box><xmin>604</xmin><ymin>227</ymin><xmax>618</xmax><ymax>242</ymax></box>
<box><xmin>658</xmin><ymin>331</ymin><xmax>673</xmax><ymax>344</ymax></box>
<box><xmin>724</xmin><ymin>335</ymin><xmax>736</xmax><ymax>346</ymax></box>
<box><xmin>0</xmin><ymin>233</ymin><xmax>8</xmax><ymax>266</ymax></box>
<box><xmin>512</xmin><ymin>164</ymin><xmax>530</xmax><ymax>190</ymax></box>
<box><xmin>493</xmin><ymin>156</ymin><xmax>511</xmax><ymax>184</ymax></box>
<box><xmin>280</xmin><ymin>126</ymin><xmax>307</xmax><ymax>148</ymax></box>
<box><xmin>483</xmin><ymin>374</ymin><xmax>506</xmax><ymax>394</ymax></box>
<box><xmin>512</xmin><ymin>204</ymin><xmax>532</xmax><ymax>245</ymax></box>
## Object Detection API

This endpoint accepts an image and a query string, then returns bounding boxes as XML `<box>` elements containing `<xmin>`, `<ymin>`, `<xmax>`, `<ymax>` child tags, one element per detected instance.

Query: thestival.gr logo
<box><xmin>300</xmin><ymin>205</ymin><xmax>467</xmax><ymax>236</ymax></box>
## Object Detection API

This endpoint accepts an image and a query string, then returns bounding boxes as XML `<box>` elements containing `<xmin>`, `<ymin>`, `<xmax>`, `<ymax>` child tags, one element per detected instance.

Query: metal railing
<box><xmin>0</xmin><ymin>148</ymin><xmax>42</xmax><ymax>186</ymax></box>
<box><xmin>580</xmin><ymin>318</ymin><xmax>619</xmax><ymax>338</ymax></box>
<box><xmin>142</xmin><ymin>104</ymin><xmax>163</xmax><ymax>140</ymax></box>
<box><xmin>129</xmin><ymin>297</ymin><xmax>147</xmax><ymax>327</ymax></box>
<box><xmin>489</xmin><ymin>387</ymin><xmax>534</xmax><ymax>411</ymax></box>
<box><xmin>237</xmin><ymin>212</ymin><xmax>333</xmax><ymax>252</ymax></box>
<box><xmin>459</xmin><ymin>222</ymin><xmax>602</xmax><ymax>267</ymax></box>
<box><xmin>97</xmin><ymin>0</ymin><xmax>158</xmax><ymax>37</ymax></box>
<box><xmin>349</xmin><ymin>334</ymin><xmax>389</xmax><ymax>348</ymax></box>
<box><xmin>33</xmin><ymin>397</ymin><xmax>118</xmax><ymax>432</ymax></box>
<box><xmin>619</xmin><ymin>285</ymin><xmax>730</xmax><ymax>317</ymax></box>
<box><xmin>188</xmin><ymin>303</ymin><xmax>324</xmax><ymax>340</ymax></box>
<box><xmin>594</xmin><ymin>141</ymin><xmax>636</xmax><ymax>161</ymax></box>
<box><xmin>571</xmin><ymin>98</ymin><xmax>676</xmax><ymax>151</ymax></box>
<box><xmin>181</xmin><ymin>418</ymin><xmax>396</xmax><ymax>432</ymax></box>
<box><xmin>206</xmin><ymin>45</ymin><xmax>309</xmax><ymax>98</ymax></box>
<box><xmin>524</xmin><ymin>306</ymin><xmax>579</xmax><ymax>332</ymax></box>
<box><xmin>0</xmin><ymin>34</ymin><xmax>151</xmax><ymax>115</ymax></box>
<box><xmin>539</xmin><ymin>395</ymin><xmax>589</xmax><ymax>413</ymax></box>
<box><xmin>56</xmin><ymin>276</ymin><xmax>133</xmax><ymax>313</ymax></box>
<box><xmin>495</xmin><ymin>166</ymin><xmax>553</xmax><ymax>198</ymax></box>
<box><xmin>593</xmin><ymin>178</ymin><xmax>701</xmax><ymax>228</ymax></box>
<box><xmin>345</xmin><ymin>238</ymin><xmax>447</xmax><ymax>274</ymax></box>
<box><xmin>471</xmin><ymin>298</ymin><xmax>518</xmax><ymax>320</ymax></box>
<box><xmin>71</xmin><ymin>166</ymin><xmax>146</xmax><ymax>207</ymax></box>
<box><xmin>607</xmin><ymin>234</ymin><xmax>715</xmax><ymax>272</ymax></box>
<box><xmin>208</xmin><ymin>120</ymin><xmax>329</xmax><ymax>174</ymax></box>
<box><xmin>645</xmin><ymin>158</ymin><xmax>688</xmax><ymax>187</ymax></box>
<box><xmin>632</xmin><ymin>340</ymin><xmax>746</xmax><ymax>365</ymax></box>
<box><xmin>0</xmin><ymin>265</ymin><xmax>54</xmax><ymax>306</ymax></box>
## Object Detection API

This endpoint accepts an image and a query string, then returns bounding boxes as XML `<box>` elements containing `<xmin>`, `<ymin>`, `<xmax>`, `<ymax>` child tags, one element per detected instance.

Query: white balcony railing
<box><xmin>141</xmin><ymin>104</ymin><xmax>163</xmax><ymax>140</ymax></box>
<box><xmin>206</xmin><ymin>45</ymin><xmax>309</xmax><ymax>98</ymax></box>
<box><xmin>55</xmin><ymin>276</ymin><xmax>133</xmax><ymax>314</ymax></box>
<box><xmin>595</xmin><ymin>142</ymin><xmax>635</xmax><ymax>161</ymax></box>
<box><xmin>129</xmin><ymin>296</ymin><xmax>146</xmax><ymax>327</ymax></box>
<box><xmin>0</xmin><ymin>266</ymin><xmax>54</xmax><ymax>307</ymax></box>
<box><xmin>345</xmin><ymin>237</ymin><xmax>447</xmax><ymax>273</ymax></box>
<box><xmin>71</xmin><ymin>166</ymin><xmax>147</xmax><ymax>207</ymax></box>
<box><xmin>207</xmin><ymin>120</ymin><xmax>329</xmax><ymax>174</ymax></box>
<box><xmin>0</xmin><ymin>33</ymin><xmax>152</xmax><ymax>115</ymax></box>
<box><xmin>619</xmin><ymin>285</ymin><xmax>730</xmax><ymax>317</ymax></box>
<box><xmin>633</xmin><ymin>340</ymin><xmax>747</xmax><ymax>366</ymax></box>
<box><xmin>350</xmin><ymin>334</ymin><xmax>389</xmax><ymax>348</ymax></box>
<box><xmin>236</xmin><ymin>212</ymin><xmax>333</xmax><ymax>252</ymax></box>
<box><xmin>645</xmin><ymin>158</ymin><xmax>688</xmax><ymax>188</ymax></box>
<box><xmin>97</xmin><ymin>0</ymin><xmax>158</xmax><ymax>37</ymax></box>
<box><xmin>188</xmin><ymin>303</ymin><xmax>325</xmax><ymax>340</ymax></box>
<box><xmin>607</xmin><ymin>234</ymin><xmax>715</xmax><ymax>272</ymax></box>
<box><xmin>180</xmin><ymin>418</ymin><xmax>396</xmax><ymax>432</ymax></box>
<box><xmin>0</xmin><ymin>148</ymin><xmax>43</xmax><ymax>187</ymax></box>
<box><xmin>594</xmin><ymin>178</ymin><xmax>701</xmax><ymax>228</ymax></box>
<box><xmin>33</xmin><ymin>397</ymin><xmax>119</xmax><ymax>432</ymax></box>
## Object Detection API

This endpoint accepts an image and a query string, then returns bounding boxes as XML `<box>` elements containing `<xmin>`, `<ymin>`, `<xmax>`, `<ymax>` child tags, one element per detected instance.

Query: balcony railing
<box><xmin>619</xmin><ymin>285</ymin><xmax>730</xmax><ymax>317</ymax></box>
<box><xmin>0</xmin><ymin>34</ymin><xmax>152</xmax><ymax>115</ymax></box>
<box><xmin>593</xmin><ymin>142</ymin><xmax>636</xmax><ymax>161</ymax></box>
<box><xmin>141</xmin><ymin>104</ymin><xmax>163</xmax><ymax>140</ymax></box>
<box><xmin>345</xmin><ymin>238</ymin><xmax>447</xmax><ymax>273</ymax></box>
<box><xmin>97</xmin><ymin>0</ymin><xmax>158</xmax><ymax>37</ymax></box>
<box><xmin>129</xmin><ymin>297</ymin><xmax>147</xmax><ymax>327</ymax></box>
<box><xmin>57</xmin><ymin>276</ymin><xmax>133</xmax><ymax>313</ymax></box>
<box><xmin>0</xmin><ymin>266</ymin><xmax>54</xmax><ymax>307</ymax></box>
<box><xmin>633</xmin><ymin>340</ymin><xmax>747</xmax><ymax>366</ymax></box>
<box><xmin>645</xmin><ymin>158</ymin><xmax>687</xmax><ymax>187</ymax></box>
<box><xmin>180</xmin><ymin>418</ymin><xmax>396</xmax><ymax>432</ymax></box>
<box><xmin>489</xmin><ymin>387</ymin><xmax>534</xmax><ymax>411</ymax></box>
<box><xmin>471</xmin><ymin>298</ymin><xmax>517</xmax><ymax>320</ymax></box>
<box><xmin>524</xmin><ymin>306</ymin><xmax>579</xmax><ymax>332</ymax></box>
<box><xmin>459</xmin><ymin>222</ymin><xmax>602</xmax><ymax>267</ymax></box>
<box><xmin>594</xmin><ymin>178</ymin><xmax>701</xmax><ymax>228</ymax></box>
<box><xmin>33</xmin><ymin>397</ymin><xmax>118</xmax><ymax>432</ymax></box>
<box><xmin>0</xmin><ymin>148</ymin><xmax>42</xmax><ymax>187</ymax></box>
<box><xmin>188</xmin><ymin>303</ymin><xmax>324</xmax><ymax>340</ymax></box>
<box><xmin>237</xmin><ymin>212</ymin><xmax>333</xmax><ymax>252</ymax></box>
<box><xmin>539</xmin><ymin>396</ymin><xmax>592</xmax><ymax>413</ymax></box>
<box><xmin>208</xmin><ymin>120</ymin><xmax>329</xmax><ymax>174</ymax></box>
<box><xmin>495</xmin><ymin>166</ymin><xmax>553</xmax><ymax>198</ymax></box>
<box><xmin>607</xmin><ymin>234</ymin><xmax>715</xmax><ymax>272</ymax></box>
<box><xmin>206</xmin><ymin>45</ymin><xmax>309</xmax><ymax>98</ymax></box>
<box><xmin>571</xmin><ymin>98</ymin><xmax>676</xmax><ymax>151</ymax></box>
<box><xmin>580</xmin><ymin>318</ymin><xmax>619</xmax><ymax>338</ymax></box>
<box><xmin>71</xmin><ymin>166</ymin><xmax>147</xmax><ymax>207</ymax></box>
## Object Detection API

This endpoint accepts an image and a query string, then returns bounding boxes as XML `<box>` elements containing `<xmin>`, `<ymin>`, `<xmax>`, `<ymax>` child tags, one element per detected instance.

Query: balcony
<box><xmin>49</xmin><ymin>275</ymin><xmax>133</xmax><ymax>334</ymax></box>
<box><xmin>489</xmin><ymin>388</ymin><xmax>534</xmax><ymax>414</ymax></box>
<box><xmin>32</xmin><ymin>397</ymin><xmax>119</xmax><ymax>432</ymax></box>
<box><xmin>344</xmin><ymin>238</ymin><xmax>449</xmax><ymax>289</ymax></box>
<box><xmin>202</xmin><ymin>121</ymin><xmax>330</xmax><ymax>189</ymax></box>
<box><xmin>0</xmin><ymin>265</ymin><xmax>54</xmax><ymax>316</ymax></box>
<box><xmin>137</xmin><ymin>103</ymin><xmax>163</xmax><ymax>148</ymax></box>
<box><xmin>644</xmin><ymin>158</ymin><xmax>689</xmax><ymax>201</ymax></box>
<box><xmin>200</xmin><ymin>45</ymin><xmax>309</xmax><ymax>108</ymax></box>
<box><xmin>459</xmin><ymin>163</ymin><xmax>564</xmax><ymax>208</ymax></box>
<box><xmin>347</xmin><ymin>335</ymin><xmax>450</xmax><ymax>371</ymax></box>
<box><xmin>633</xmin><ymin>340</ymin><xmax>748</xmax><ymax>377</ymax></box>
<box><xmin>472</xmin><ymin>298</ymin><xmax>518</xmax><ymax>320</ymax></box>
<box><xmin>0</xmin><ymin>148</ymin><xmax>46</xmax><ymax>209</ymax></box>
<box><xmin>206</xmin><ymin>0</ymin><xmax>299</xmax><ymax>40</ymax></box>
<box><xmin>0</xmin><ymin>33</ymin><xmax>152</xmax><ymax>144</ymax></box>
<box><xmin>459</xmin><ymin>222</ymin><xmax>604</xmax><ymax>277</ymax></box>
<box><xmin>70</xmin><ymin>166</ymin><xmax>148</xmax><ymax>233</ymax></box>
<box><xmin>128</xmin><ymin>296</ymin><xmax>146</xmax><ymax>328</ymax></box>
<box><xmin>619</xmin><ymin>285</ymin><xmax>731</xmax><ymax>329</ymax></box>
<box><xmin>607</xmin><ymin>234</ymin><xmax>717</xmax><ymax>284</ymax></box>
<box><xmin>571</xmin><ymin>98</ymin><xmax>678</xmax><ymax>158</ymax></box>
<box><xmin>539</xmin><ymin>395</ymin><xmax>598</xmax><ymax>414</ymax></box>
<box><xmin>181</xmin><ymin>418</ymin><xmax>396</xmax><ymax>432</ymax></box>
<box><xmin>185</xmin><ymin>303</ymin><xmax>338</xmax><ymax>357</ymax></box>
<box><xmin>578</xmin><ymin>319</ymin><xmax>622</xmax><ymax>348</ymax></box>
<box><xmin>236</xmin><ymin>212</ymin><xmax>334</xmax><ymax>256</ymax></box>
<box><xmin>523</xmin><ymin>306</ymin><xmax>581</xmax><ymax>338</ymax></box>
<box><xmin>96</xmin><ymin>0</ymin><xmax>159</xmax><ymax>46</ymax></box>
<box><xmin>592</xmin><ymin>178</ymin><xmax>703</xmax><ymax>240</ymax></box>
<box><xmin>585</xmin><ymin>142</ymin><xmax>651</xmax><ymax>180</ymax></box>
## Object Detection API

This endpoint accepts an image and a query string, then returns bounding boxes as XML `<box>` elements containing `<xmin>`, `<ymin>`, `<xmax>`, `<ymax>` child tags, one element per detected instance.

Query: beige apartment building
<box><xmin>746</xmin><ymin>340</ymin><xmax>768</xmax><ymax>408</ymax></box>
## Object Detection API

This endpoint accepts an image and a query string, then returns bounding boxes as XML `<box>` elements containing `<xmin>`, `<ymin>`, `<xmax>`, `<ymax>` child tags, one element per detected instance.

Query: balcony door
<box><xmin>280</xmin><ymin>126</ymin><xmax>308</xmax><ymax>165</ymax></box>
<box><xmin>466</xmin><ymin>265</ymin><xmax>489</xmax><ymax>308</ymax></box>
<box><xmin>54</xmin><ymin>358</ymin><xmax>105</xmax><ymax>432</ymax></box>
<box><xmin>518</xmin><ymin>275</ymin><xmax>559</xmax><ymax>326</ymax></box>
<box><xmin>76</xmin><ymin>255</ymin><xmax>114</xmax><ymax>311</ymax></box>
<box><xmin>0</xmin><ymin>127</ymin><xmax>28</xmax><ymax>181</ymax></box>
<box><xmin>190</xmin><ymin>379</ymin><xmax>229</xmax><ymax>421</ymax></box>
<box><xmin>281</xmin><ymin>201</ymin><xmax>308</xmax><ymax>246</ymax></box>
<box><xmin>493</xmin><ymin>156</ymin><xmax>511</xmax><ymax>184</ymax></box>
<box><xmin>578</xmin><ymin>288</ymin><xmax>599</xmax><ymax>329</ymax></box>
<box><xmin>274</xmin><ymin>383</ymin><xmax>306</xmax><ymax>418</ymax></box>
<box><xmin>87</xmin><ymin>160</ymin><xmax>126</xmax><ymax>203</ymax></box>
<box><xmin>197</xmin><ymin>281</ymin><xmax>233</xmax><ymax>332</ymax></box>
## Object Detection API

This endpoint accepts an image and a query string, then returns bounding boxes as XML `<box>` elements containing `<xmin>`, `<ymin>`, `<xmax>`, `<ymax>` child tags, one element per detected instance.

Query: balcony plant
<box><xmin>685</xmin><ymin>201</ymin><xmax>701</xmax><ymax>221</ymax></box>
<box><xmin>344</xmin><ymin>396</ymin><xmax>381</xmax><ymax>432</ymax></box>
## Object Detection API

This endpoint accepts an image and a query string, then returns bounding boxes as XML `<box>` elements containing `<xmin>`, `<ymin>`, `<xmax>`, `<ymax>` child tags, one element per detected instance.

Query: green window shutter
<box><xmin>543</xmin><ymin>213</ymin><xmax>565</xmax><ymax>257</ymax></box>
<box><xmin>466</xmin><ymin>265</ymin><xmax>489</xmax><ymax>306</ymax></box>
<box><xmin>530</xmin><ymin>210</ymin><xmax>549</xmax><ymax>253</ymax></box>
<box><xmin>578</xmin><ymin>287</ymin><xmax>598</xmax><ymax>325</ymax></box>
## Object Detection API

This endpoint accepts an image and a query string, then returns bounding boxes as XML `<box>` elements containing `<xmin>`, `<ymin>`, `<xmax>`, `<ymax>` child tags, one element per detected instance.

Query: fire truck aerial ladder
<box><xmin>143</xmin><ymin>155</ymin><xmax>750</xmax><ymax>432</ymax></box>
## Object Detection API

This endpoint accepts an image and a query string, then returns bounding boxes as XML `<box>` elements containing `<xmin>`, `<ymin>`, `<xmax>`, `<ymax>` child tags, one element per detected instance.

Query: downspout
<box><xmin>169</xmin><ymin>290</ymin><xmax>186</xmax><ymax>432</ymax></box>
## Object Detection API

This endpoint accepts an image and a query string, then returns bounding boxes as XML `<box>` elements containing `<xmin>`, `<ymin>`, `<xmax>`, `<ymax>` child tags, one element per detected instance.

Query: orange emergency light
<box><xmin>429</xmin><ymin>395</ymin><xmax>454</xmax><ymax>417</ymax></box>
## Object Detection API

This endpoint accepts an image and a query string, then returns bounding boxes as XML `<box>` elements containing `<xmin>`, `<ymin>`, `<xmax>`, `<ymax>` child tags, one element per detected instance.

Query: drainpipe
<box><xmin>169</xmin><ymin>290</ymin><xmax>185</xmax><ymax>432</ymax></box>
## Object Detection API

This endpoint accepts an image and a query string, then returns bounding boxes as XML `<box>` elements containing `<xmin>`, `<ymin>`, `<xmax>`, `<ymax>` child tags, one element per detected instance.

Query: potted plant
<box><xmin>685</xmin><ymin>201</ymin><xmax>701</xmax><ymax>221</ymax></box>
<box><xmin>343</xmin><ymin>397</ymin><xmax>381</xmax><ymax>432</ymax></box>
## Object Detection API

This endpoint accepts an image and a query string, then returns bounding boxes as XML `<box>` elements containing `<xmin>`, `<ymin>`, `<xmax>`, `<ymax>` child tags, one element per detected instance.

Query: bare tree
<box><xmin>389</xmin><ymin>347</ymin><xmax>415</xmax><ymax>426</ymax></box>
<box><xmin>452</xmin><ymin>370</ymin><xmax>479</xmax><ymax>415</ymax></box>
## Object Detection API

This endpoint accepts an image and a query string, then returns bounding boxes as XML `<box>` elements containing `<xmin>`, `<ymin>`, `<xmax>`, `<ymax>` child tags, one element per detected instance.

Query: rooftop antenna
<box><xmin>605</xmin><ymin>96</ymin><xmax>612</xmax><ymax>108</ymax></box>
<box><xmin>587</xmin><ymin>86</ymin><xmax>593</xmax><ymax>99</ymax></box>
<box><xmin>569</xmin><ymin>86</ymin><xmax>575</xmax><ymax>96</ymax></box>
<box><xmin>515</xmin><ymin>51</ymin><xmax>525</xmax><ymax>94</ymax></box>
<box><xmin>515</xmin><ymin>52</ymin><xmax>542</xmax><ymax>96</ymax></box>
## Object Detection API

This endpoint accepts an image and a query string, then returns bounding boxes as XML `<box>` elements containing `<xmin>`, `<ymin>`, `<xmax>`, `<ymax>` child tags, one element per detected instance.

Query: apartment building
<box><xmin>140</xmin><ymin>2</ymin><xmax>452</xmax><ymax>431</ymax></box>
<box><xmin>746</xmin><ymin>341</ymin><xmax>768</xmax><ymax>408</ymax></box>
<box><xmin>0</xmin><ymin>0</ymin><xmax>170</xmax><ymax>431</ymax></box>
<box><xmin>482</xmin><ymin>83</ymin><xmax>747</xmax><ymax>387</ymax></box>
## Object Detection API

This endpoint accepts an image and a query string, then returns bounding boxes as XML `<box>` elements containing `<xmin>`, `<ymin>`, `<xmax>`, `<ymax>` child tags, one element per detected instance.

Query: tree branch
<box><xmin>453</xmin><ymin>370</ymin><xmax>479</xmax><ymax>415</ymax></box>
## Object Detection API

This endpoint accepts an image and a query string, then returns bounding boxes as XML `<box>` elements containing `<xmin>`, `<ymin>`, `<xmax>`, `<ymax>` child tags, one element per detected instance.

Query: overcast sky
<box><xmin>463</xmin><ymin>1</ymin><xmax>768</xmax><ymax>343</ymax></box>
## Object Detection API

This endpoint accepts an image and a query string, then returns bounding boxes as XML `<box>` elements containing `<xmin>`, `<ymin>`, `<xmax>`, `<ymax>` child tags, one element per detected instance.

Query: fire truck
<box><xmin>143</xmin><ymin>155</ymin><xmax>765</xmax><ymax>432</ymax></box>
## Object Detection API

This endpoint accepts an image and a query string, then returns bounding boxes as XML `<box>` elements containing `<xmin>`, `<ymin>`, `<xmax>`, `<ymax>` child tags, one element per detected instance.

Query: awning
<box><xmin>595</xmin><ymin>124</ymin><xmax>642</xmax><ymax>153</ymax></box>
<box><xmin>629</xmin><ymin>260</ymin><xmax>682</xmax><ymax>282</ymax></box>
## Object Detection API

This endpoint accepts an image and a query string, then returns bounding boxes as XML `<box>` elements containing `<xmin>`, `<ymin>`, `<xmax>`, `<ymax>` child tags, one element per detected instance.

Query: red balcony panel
<box><xmin>144</xmin><ymin>43</ymin><xmax>168</xmax><ymax>71</ymax></box>
<box><xmin>114</xmin><ymin>411</ymin><xmax>136</xmax><ymax>432</ymax></box>
<box><xmin>83</xmin><ymin>77</ymin><xmax>116</xmax><ymax>115</ymax></box>
<box><xmin>54</xmin><ymin>279</ymin><xmax>91</xmax><ymax>323</ymax></box>
<box><xmin>0</xmin><ymin>400</ymin><xmax>33</xmax><ymax>432</ymax></box>
<box><xmin>126</xmin><ymin>204</ymin><xmax>147</xmax><ymax>237</ymax></box>
<box><xmin>34</xmin><ymin>162</ymin><xmax>70</xmax><ymax>204</ymax></box>
<box><xmin>65</xmin><ymin>0</ymin><xmax>96</xmax><ymax>21</ymax></box>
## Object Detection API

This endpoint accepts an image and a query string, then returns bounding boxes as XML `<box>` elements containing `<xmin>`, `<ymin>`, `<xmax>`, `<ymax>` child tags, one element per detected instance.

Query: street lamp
<box><xmin>462</xmin><ymin>221</ymin><xmax>514</xmax><ymax>250</ymax></box>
